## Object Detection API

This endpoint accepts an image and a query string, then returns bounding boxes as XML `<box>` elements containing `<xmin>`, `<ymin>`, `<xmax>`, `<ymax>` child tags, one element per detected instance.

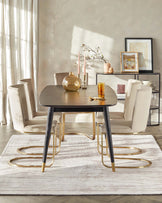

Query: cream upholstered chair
<box><xmin>110</xmin><ymin>79</ymin><xmax>142</xmax><ymax>121</ymax></box>
<box><xmin>54</xmin><ymin>72</ymin><xmax>69</xmax><ymax>85</ymax></box>
<box><xmin>19</xmin><ymin>78</ymin><xmax>61</xmax><ymax>123</ymax></box>
<box><xmin>97</xmin><ymin>79</ymin><xmax>142</xmax><ymax>124</ymax></box>
<box><xmin>54</xmin><ymin>72</ymin><xmax>95</xmax><ymax>141</ymax></box>
<box><xmin>8</xmin><ymin>84</ymin><xmax>61</xmax><ymax>168</ymax></box>
<box><xmin>98</xmin><ymin>86</ymin><xmax>152</xmax><ymax>170</ymax></box>
<box><xmin>8</xmin><ymin>84</ymin><xmax>57</xmax><ymax>133</ymax></box>
<box><xmin>8</xmin><ymin>84</ymin><xmax>60</xmax><ymax>169</ymax></box>
<box><xmin>102</xmin><ymin>86</ymin><xmax>152</xmax><ymax>134</ymax></box>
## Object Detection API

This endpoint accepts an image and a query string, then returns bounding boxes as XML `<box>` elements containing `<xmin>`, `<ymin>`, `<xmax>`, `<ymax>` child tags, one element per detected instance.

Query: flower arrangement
<box><xmin>80</xmin><ymin>44</ymin><xmax>109</xmax><ymax>63</ymax></box>
<box><xmin>76</xmin><ymin>44</ymin><xmax>113</xmax><ymax>74</ymax></box>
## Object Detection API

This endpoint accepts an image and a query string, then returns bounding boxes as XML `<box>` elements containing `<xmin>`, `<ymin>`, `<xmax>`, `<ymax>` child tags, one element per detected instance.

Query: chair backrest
<box><xmin>132</xmin><ymin>86</ymin><xmax>152</xmax><ymax>132</ymax></box>
<box><xmin>19</xmin><ymin>78</ymin><xmax>36</xmax><ymax>120</ymax></box>
<box><xmin>124</xmin><ymin>80</ymin><xmax>142</xmax><ymax>121</ymax></box>
<box><xmin>126</xmin><ymin>79</ymin><xmax>141</xmax><ymax>97</ymax></box>
<box><xmin>54</xmin><ymin>72</ymin><xmax>69</xmax><ymax>85</ymax></box>
<box><xmin>8</xmin><ymin>84</ymin><xmax>28</xmax><ymax>132</ymax></box>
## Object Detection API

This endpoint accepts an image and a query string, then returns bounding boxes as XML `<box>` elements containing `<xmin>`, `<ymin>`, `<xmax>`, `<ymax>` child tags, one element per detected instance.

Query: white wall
<box><xmin>38</xmin><ymin>0</ymin><xmax>162</xmax><ymax>103</ymax></box>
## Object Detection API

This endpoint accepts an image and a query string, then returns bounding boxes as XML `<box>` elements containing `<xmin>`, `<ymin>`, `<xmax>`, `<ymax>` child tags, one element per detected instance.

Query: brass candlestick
<box><xmin>82</xmin><ymin>74</ymin><xmax>87</xmax><ymax>89</ymax></box>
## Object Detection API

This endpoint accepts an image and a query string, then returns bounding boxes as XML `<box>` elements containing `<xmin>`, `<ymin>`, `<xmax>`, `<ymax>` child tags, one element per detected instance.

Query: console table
<box><xmin>96</xmin><ymin>72</ymin><xmax>160</xmax><ymax>126</ymax></box>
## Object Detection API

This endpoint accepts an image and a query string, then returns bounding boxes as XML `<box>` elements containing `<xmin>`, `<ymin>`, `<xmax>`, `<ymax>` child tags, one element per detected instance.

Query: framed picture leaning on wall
<box><xmin>120</xmin><ymin>52</ymin><xmax>139</xmax><ymax>73</ymax></box>
<box><xmin>125</xmin><ymin>38</ymin><xmax>153</xmax><ymax>73</ymax></box>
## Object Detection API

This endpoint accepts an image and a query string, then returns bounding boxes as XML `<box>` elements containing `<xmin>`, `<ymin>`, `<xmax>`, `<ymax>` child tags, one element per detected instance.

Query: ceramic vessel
<box><xmin>62</xmin><ymin>72</ymin><xmax>81</xmax><ymax>91</ymax></box>
<box><xmin>104</xmin><ymin>63</ymin><xmax>114</xmax><ymax>74</ymax></box>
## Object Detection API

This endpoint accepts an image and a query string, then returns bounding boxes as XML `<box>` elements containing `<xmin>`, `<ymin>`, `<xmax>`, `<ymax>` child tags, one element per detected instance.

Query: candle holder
<box><xmin>82</xmin><ymin>74</ymin><xmax>87</xmax><ymax>89</ymax></box>
<box><xmin>78</xmin><ymin>74</ymin><xmax>82</xmax><ymax>88</ymax></box>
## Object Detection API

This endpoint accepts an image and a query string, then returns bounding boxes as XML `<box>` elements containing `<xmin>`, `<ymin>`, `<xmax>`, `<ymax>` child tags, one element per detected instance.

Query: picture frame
<box><xmin>120</xmin><ymin>52</ymin><xmax>139</xmax><ymax>73</ymax></box>
<box><xmin>125</xmin><ymin>38</ymin><xmax>153</xmax><ymax>73</ymax></box>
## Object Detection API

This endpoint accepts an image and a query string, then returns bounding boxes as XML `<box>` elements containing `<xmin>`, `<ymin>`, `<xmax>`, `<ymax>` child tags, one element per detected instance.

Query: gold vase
<box><xmin>62</xmin><ymin>72</ymin><xmax>81</xmax><ymax>91</ymax></box>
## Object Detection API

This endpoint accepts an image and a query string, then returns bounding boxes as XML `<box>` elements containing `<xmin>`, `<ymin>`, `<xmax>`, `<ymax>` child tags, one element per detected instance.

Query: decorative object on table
<box><xmin>120</xmin><ymin>52</ymin><xmax>139</xmax><ymax>73</ymax></box>
<box><xmin>125</xmin><ymin>38</ymin><xmax>153</xmax><ymax>73</ymax></box>
<box><xmin>89</xmin><ymin>96</ymin><xmax>105</xmax><ymax>101</ymax></box>
<box><xmin>81</xmin><ymin>54</ymin><xmax>87</xmax><ymax>89</ymax></box>
<box><xmin>77</xmin><ymin>53</ymin><xmax>82</xmax><ymax>87</ymax></box>
<box><xmin>62</xmin><ymin>72</ymin><xmax>81</xmax><ymax>91</ymax></box>
<box><xmin>117</xmin><ymin>84</ymin><xmax>125</xmax><ymax>94</ymax></box>
<box><xmin>98</xmin><ymin>82</ymin><xmax>105</xmax><ymax>98</ymax></box>
<box><xmin>77</xmin><ymin>52</ymin><xmax>80</xmax><ymax>79</ymax></box>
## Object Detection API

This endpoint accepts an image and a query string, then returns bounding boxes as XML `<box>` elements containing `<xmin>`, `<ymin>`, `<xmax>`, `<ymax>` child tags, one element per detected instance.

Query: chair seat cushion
<box><xmin>24</xmin><ymin>120</ymin><xmax>57</xmax><ymax>133</ymax></box>
<box><xmin>35</xmin><ymin>111</ymin><xmax>47</xmax><ymax>116</ymax></box>
<box><xmin>32</xmin><ymin>112</ymin><xmax>62</xmax><ymax>123</ymax></box>
<box><xmin>96</xmin><ymin>112</ymin><xmax>124</xmax><ymax>123</ymax></box>
<box><xmin>101</xmin><ymin>120</ymin><xmax>133</xmax><ymax>134</ymax></box>
<box><xmin>110</xmin><ymin>112</ymin><xmax>124</xmax><ymax>119</ymax></box>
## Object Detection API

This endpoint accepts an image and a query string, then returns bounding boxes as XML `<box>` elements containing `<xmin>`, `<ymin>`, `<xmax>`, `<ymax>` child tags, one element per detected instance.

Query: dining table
<box><xmin>39</xmin><ymin>85</ymin><xmax>117</xmax><ymax>172</ymax></box>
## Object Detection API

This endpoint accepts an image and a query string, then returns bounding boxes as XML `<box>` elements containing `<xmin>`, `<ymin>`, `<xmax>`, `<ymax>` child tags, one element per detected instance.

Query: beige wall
<box><xmin>38</xmin><ymin>0</ymin><xmax>162</xmax><ymax>100</ymax></box>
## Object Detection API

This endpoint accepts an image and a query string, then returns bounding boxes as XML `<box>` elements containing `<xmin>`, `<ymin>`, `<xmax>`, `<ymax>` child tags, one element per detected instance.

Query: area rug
<box><xmin>0</xmin><ymin>134</ymin><xmax>162</xmax><ymax>195</ymax></box>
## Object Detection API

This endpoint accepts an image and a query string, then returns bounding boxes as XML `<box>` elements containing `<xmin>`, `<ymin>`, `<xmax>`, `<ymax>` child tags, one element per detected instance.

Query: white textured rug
<box><xmin>0</xmin><ymin>134</ymin><xmax>162</xmax><ymax>195</ymax></box>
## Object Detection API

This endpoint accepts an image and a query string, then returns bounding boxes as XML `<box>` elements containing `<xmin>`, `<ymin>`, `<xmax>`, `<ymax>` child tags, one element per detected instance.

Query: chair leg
<box><xmin>17</xmin><ymin>124</ymin><xmax>62</xmax><ymax>156</ymax></box>
<box><xmin>62</xmin><ymin>113</ymin><xmax>65</xmax><ymax>141</ymax></box>
<box><xmin>92</xmin><ymin>112</ymin><xmax>96</xmax><ymax>140</ymax></box>
<box><xmin>100</xmin><ymin>132</ymin><xmax>152</xmax><ymax>169</ymax></box>
<box><xmin>9</xmin><ymin>125</ymin><xmax>62</xmax><ymax>168</ymax></box>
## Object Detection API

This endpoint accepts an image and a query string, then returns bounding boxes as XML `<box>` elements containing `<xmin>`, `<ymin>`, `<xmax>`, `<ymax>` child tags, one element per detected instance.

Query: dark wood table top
<box><xmin>40</xmin><ymin>85</ymin><xmax>117</xmax><ymax>108</ymax></box>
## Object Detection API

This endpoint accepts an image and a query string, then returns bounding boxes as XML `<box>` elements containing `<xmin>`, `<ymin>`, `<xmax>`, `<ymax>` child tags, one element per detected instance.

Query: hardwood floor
<box><xmin>0</xmin><ymin>124</ymin><xmax>162</xmax><ymax>203</ymax></box>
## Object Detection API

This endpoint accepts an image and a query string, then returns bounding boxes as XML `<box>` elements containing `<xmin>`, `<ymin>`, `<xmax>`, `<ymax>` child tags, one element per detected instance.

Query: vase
<box><xmin>104</xmin><ymin>63</ymin><xmax>111</xmax><ymax>74</ymax></box>
<box><xmin>62</xmin><ymin>72</ymin><xmax>81</xmax><ymax>91</ymax></box>
<box><xmin>104</xmin><ymin>63</ymin><xmax>114</xmax><ymax>74</ymax></box>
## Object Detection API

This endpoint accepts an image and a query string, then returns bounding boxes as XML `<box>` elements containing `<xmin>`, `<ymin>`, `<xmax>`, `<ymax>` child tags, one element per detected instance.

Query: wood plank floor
<box><xmin>0</xmin><ymin>124</ymin><xmax>162</xmax><ymax>203</ymax></box>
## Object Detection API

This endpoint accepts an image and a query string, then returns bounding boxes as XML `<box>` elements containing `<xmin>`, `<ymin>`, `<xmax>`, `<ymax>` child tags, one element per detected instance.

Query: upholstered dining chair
<box><xmin>98</xmin><ymin>86</ymin><xmax>152</xmax><ymax>169</ymax></box>
<box><xmin>54</xmin><ymin>72</ymin><xmax>96</xmax><ymax>141</ymax></box>
<box><xmin>19</xmin><ymin>78</ymin><xmax>61</xmax><ymax>122</ymax></box>
<box><xmin>108</xmin><ymin>86</ymin><xmax>152</xmax><ymax>134</ymax></box>
<box><xmin>8</xmin><ymin>84</ymin><xmax>60</xmax><ymax>169</ymax></box>
<box><xmin>97</xmin><ymin>79</ymin><xmax>142</xmax><ymax>125</ymax></box>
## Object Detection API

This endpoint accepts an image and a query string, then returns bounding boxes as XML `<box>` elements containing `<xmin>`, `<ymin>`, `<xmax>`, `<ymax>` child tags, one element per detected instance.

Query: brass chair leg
<box><xmin>62</xmin><ymin>113</ymin><xmax>65</xmax><ymax>141</ymax></box>
<box><xmin>17</xmin><ymin>123</ymin><xmax>62</xmax><ymax>156</ymax></box>
<box><xmin>9</xmin><ymin>126</ymin><xmax>61</xmax><ymax>169</ymax></box>
<box><xmin>97</xmin><ymin>122</ymin><xmax>152</xmax><ymax>169</ymax></box>
<box><xmin>97</xmin><ymin>122</ymin><xmax>142</xmax><ymax>156</ymax></box>
<box><xmin>100</xmin><ymin>133</ymin><xmax>152</xmax><ymax>169</ymax></box>
<box><xmin>92</xmin><ymin>112</ymin><xmax>96</xmax><ymax>140</ymax></box>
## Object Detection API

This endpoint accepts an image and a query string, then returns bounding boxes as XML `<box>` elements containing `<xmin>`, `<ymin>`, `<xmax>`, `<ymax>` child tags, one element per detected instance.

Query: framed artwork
<box><xmin>125</xmin><ymin>38</ymin><xmax>153</xmax><ymax>73</ymax></box>
<box><xmin>120</xmin><ymin>52</ymin><xmax>139</xmax><ymax>73</ymax></box>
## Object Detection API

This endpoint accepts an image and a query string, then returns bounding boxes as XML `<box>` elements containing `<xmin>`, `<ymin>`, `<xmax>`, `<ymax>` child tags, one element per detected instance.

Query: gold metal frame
<box><xmin>9</xmin><ymin>126</ymin><xmax>61</xmax><ymax>168</ymax></box>
<box><xmin>100</xmin><ymin>133</ymin><xmax>152</xmax><ymax>169</ymax></box>
<box><xmin>97</xmin><ymin>132</ymin><xmax>142</xmax><ymax>156</ymax></box>
<box><xmin>96</xmin><ymin>123</ymin><xmax>152</xmax><ymax>169</ymax></box>
<box><xmin>62</xmin><ymin>112</ymin><xmax>95</xmax><ymax>141</ymax></box>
